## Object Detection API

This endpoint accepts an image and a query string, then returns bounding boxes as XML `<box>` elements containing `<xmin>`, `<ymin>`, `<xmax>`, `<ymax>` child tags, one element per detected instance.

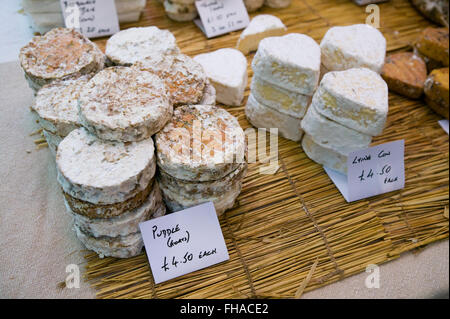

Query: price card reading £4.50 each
<box><xmin>139</xmin><ymin>202</ymin><xmax>229</xmax><ymax>284</ymax></box>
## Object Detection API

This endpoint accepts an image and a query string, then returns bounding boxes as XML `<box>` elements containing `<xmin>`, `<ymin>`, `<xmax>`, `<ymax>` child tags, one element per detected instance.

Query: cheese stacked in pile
<box><xmin>155</xmin><ymin>104</ymin><xmax>247</xmax><ymax>217</ymax></box>
<box><xmin>245</xmin><ymin>33</ymin><xmax>321</xmax><ymax>141</ymax></box>
<box><xmin>300</xmin><ymin>24</ymin><xmax>389</xmax><ymax>174</ymax></box>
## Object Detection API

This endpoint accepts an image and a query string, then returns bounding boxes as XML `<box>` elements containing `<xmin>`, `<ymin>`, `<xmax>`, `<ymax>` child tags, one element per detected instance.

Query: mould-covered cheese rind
<box><xmin>19</xmin><ymin>28</ymin><xmax>105</xmax><ymax>92</ymax></box>
<box><xmin>312</xmin><ymin>68</ymin><xmax>388</xmax><ymax>136</ymax></box>
<box><xmin>251</xmin><ymin>75</ymin><xmax>311</xmax><ymax>118</ymax></box>
<box><xmin>105</xmin><ymin>26</ymin><xmax>179</xmax><ymax>66</ymax></box>
<box><xmin>156</xmin><ymin>104</ymin><xmax>246</xmax><ymax>182</ymax></box>
<box><xmin>79</xmin><ymin>66</ymin><xmax>172</xmax><ymax>142</ymax></box>
<box><xmin>320</xmin><ymin>24</ymin><xmax>386</xmax><ymax>73</ymax></box>
<box><xmin>252</xmin><ymin>33</ymin><xmax>321</xmax><ymax>95</ymax></box>
<box><xmin>32</xmin><ymin>76</ymin><xmax>91</xmax><ymax>137</ymax></box>
<box><xmin>133</xmin><ymin>53</ymin><xmax>207</xmax><ymax>106</ymax></box>
<box><xmin>56</xmin><ymin>128</ymin><xmax>156</xmax><ymax>205</ymax></box>
<box><xmin>71</xmin><ymin>182</ymin><xmax>165</xmax><ymax>238</ymax></box>
<box><xmin>301</xmin><ymin>103</ymin><xmax>372</xmax><ymax>154</ymax></box>
<box><xmin>302</xmin><ymin>134</ymin><xmax>348</xmax><ymax>174</ymax></box>
<box><xmin>245</xmin><ymin>94</ymin><xmax>304</xmax><ymax>142</ymax></box>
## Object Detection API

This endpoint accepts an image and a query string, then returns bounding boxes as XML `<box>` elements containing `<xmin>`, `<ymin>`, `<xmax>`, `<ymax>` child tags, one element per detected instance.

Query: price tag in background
<box><xmin>325</xmin><ymin>140</ymin><xmax>405</xmax><ymax>202</ymax></box>
<box><xmin>139</xmin><ymin>202</ymin><xmax>229</xmax><ymax>284</ymax></box>
<box><xmin>60</xmin><ymin>0</ymin><xmax>120</xmax><ymax>38</ymax></box>
<box><xmin>195</xmin><ymin>0</ymin><xmax>250</xmax><ymax>38</ymax></box>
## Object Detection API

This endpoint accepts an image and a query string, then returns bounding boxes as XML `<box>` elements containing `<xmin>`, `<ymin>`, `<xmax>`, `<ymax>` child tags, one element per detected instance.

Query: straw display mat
<box><xmin>0</xmin><ymin>0</ymin><xmax>448</xmax><ymax>299</ymax></box>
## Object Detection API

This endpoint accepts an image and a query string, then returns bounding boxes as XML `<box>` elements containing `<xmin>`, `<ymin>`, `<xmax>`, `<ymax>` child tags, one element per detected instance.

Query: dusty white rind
<box><xmin>302</xmin><ymin>134</ymin><xmax>348</xmax><ymax>174</ymax></box>
<box><xmin>71</xmin><ymin>183</ymin><xmax>165</xmax><ymax>238</ymax></box>
<box><xmin>105</xmin><ymin>26</ymin><xmax>180</xmax><ymax>66</ymax></box>
<box><xmin>199</xmin><ymin>80</ymin><xmax>216</xmax><ymax>105</ymax></box>
<box><xmin>301</xmin><ymin>103</ymin><xmax>372</xmax><ymax>154</ymax></box>
<box><xmin>264</xmin><ymin>0</ymin><xmax>292</xmax><ymax>8</ymax></box>
<box><xmin>163</xmin><ymin>0</ymin><xmax>198</xmax><ymax>21</ymax></box>
<box><xmin>56</xmin><ymin>128</ymin><xmax>156</xmax><ymax>205</ymax></box>
<box><xmin>156</xmin><ymin>104</ymin><xmax>246</xmax><ymax>182</ymax></box>
<box><xmin>133</xmin><ymin>53</ymin><xmax>207</xmax><ymax>106</ymax></box>
<box><xmin>312</xmin><ymin>68</ymin><xmax>388</xmax><ymax>136</ymax></box>
<box><xmin>320</xmin><ymin>24</ymin><xmax>386</xmax><ymax>73</ymax></box>
<box><xmin>237</xmin><ymin>14</ymin><xmax>287</xmax><ymax>54</ymax></box>
<box><xmin>74</xmin><ymin>226</ymin><xmax>144</xmax><ymax>259</ymax></box>
<box><xmin>251</xmin><ymin>75</ymin><xmax>311</xmax><ymax>118</ymax></box>
<box><xmin>158</xmin><ymin>162</ymin><xmax>247</xmax><ymax>200</ymax></box>
<box><xmin>79</xmin><ymin>66</ymin><xmax>172</xmax><ymax>142</ymax></box>
<box><xmin>63</xmin><ymin>177</ymin><xmax>155</xmax><ymax>219</ymax></box>
<box><xmin>159</xmin><ymin>171</ymin><xmax>244</xmax><ymax>216</ymax></box>
<box><xmin>194</xmin><ymin>48</ymin><xmax>248</xmax><ymax>106</ymax></box>
<box><xmin>32</xmin><ymin>76</ymin><xmax>90</xmax><ymax>137</ymax></box>
<box><xmin>245</xmin><ymin>94</ymin><xmax>304</xmax><ymax>142</ymax></box>
<box><xmin>252</xmin><ymin>33</ymin><xmax>321</xmax><ymax>95</ymax></box>
<box><xmin>19</xmin><ymin>28</ymin><xmax>105</xmax><ymax>92</ymax></box>
<box><xmin>42</xmin><ymin>129</ymin><xmax>63</xmax><ymax>157</ymax></box>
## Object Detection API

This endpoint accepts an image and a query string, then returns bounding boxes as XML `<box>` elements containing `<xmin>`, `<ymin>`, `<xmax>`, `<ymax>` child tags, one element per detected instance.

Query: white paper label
<box><xmin>438</xmin><ymin>120</ymin><xmax>449</xmax><ymax>135</ymax></box>
<box><xmin>139</xmin><ymin>202</ymin><xmax>229</xmax><ymax>284</ymax></box>
<box><xmin>60</xmin><ymin>0</ymin><xmax>120</xmax><ymax>38</ymax></box>
<box><xmin>194</xmin><ymin>0</ymin><xmax>250</xmax><ymax>38</ymax></box>
<box><xmin>326</xmin><ymin>140</ymin><xmax>405</xmax><ymax>202</ymax></box>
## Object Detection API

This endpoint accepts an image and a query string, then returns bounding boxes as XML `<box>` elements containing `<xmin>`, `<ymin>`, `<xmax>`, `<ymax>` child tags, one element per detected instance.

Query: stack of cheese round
<box><xmin>246</xmin><ymin>33</ymin><xmax>321</xmax><ymax>141</ymax></box>
<box><xmin>56</xmin><ymin>128</ymin><xmax>165</xmax><ymax>258</ymax></box>
<box><xmin>301</xmin><ymin>68</ymin><xmax>389</xmax><ymax>174</ymax></box>
<box><xmin>155</xmin><ymin>104</ymin><xmax>247</xmax><ymax>216</ymax></box>
<box><xmin>19</xmin><ymin>28</ymin><xmax>105</xmax><ymax>93</ymax></box>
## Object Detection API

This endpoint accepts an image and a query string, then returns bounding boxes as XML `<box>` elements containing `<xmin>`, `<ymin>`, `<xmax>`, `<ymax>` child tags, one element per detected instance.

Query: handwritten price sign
<box><xmin>194</xmin><ymin>0</ymin><xmax>250</xmax><ymax>38</ymax></box>
<box><xmin>139</xmin><ymin>202</ymin><xmax>229</xmax><ymax>284</ymax></box>
<box><xmin>325</xmin><ymin>140</ymin><xmax>405</xmax><ymax>202</ymax></box>
<box><xmin>60</xmin><ymin>0</ymin><xmax>119</xmax><ymax>38</ymax></box>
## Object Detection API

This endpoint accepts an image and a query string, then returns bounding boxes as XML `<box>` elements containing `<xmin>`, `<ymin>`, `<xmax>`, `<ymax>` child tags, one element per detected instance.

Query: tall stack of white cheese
<box><xmin>301</xmin><ymin>68</ymin><xmax>389</xmax><ymax>174</ymax></box>
<box><xmin>245</xmin><ymin>33</ymin><xmax>321</xmax><ymax>142</ymax></box>
<box><xmin>300</xmin><ymin>24</ymin><xmax>388</xmax><ymax>174</ymax></box>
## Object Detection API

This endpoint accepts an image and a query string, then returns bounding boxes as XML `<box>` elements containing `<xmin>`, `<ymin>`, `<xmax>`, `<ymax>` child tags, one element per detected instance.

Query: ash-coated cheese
<box><xmin>19</xmin><ymin>28</ymin><xmax>105</xmax><ymax>92</ymax></box>
<box><xmin>320</xmin><ymin>24</ymin><xmax>386</xmax><ymax>73</ymax></box>
<box><xmin>56</xmin><ymin>128</ymin><xmax>156</xmax><ymax>205</ymax></box>
<box><xmin>32</xmin><ymin>76</ymin><xmax>90</xmax><ymax>137</ymax></box>
<box><xmin>251</xmin><ymin>75</ymin><xmax>311</xmax><ymax>118</ymax></box>
<box><xmin>71</xmin><ymin>182</ymin><xmax>165</xmax><ymax>238</ymax></box>
<box><xmin>237</xmin><ymin>14</ymin><xmax>287</xmax><ymax>55</ymax></box>
<box><xmin>105</xmin><ymin>26</ymin><xmax>180</xmax><ymax>66</ymax></box>
<box><xmin>252</xmin><ymin>33</ymin><xmax>321</xmax><ymax>96</ymax></box>
<box><xmin>79</xmin><ymin>66</ymin><xmax>172</xmax><ymax>142</ymax></box>
<box><xmin>301</xmin><ymin>103</ymin><xmax>372</xmax><ymax>154</ymax></box>
<box><xmin>194</xmin><ymin>48</ymin><xmax>248</xmax><ymax>106</ymax></box>
<box><xmin>302</xmin><ymin>134</ymin><xmax>348</xmax><ymax>174</ymax></box>
<box><xmin>74</xmin><ymin>226</ymin><xmax>144</xmax><ymax>259</ymax></box>
<box><xmin>133</xmin><ymin>52</ymin><xmax>207</xmax><ymax>106</ymax></box>
<box><xmin>156</xmin><ymin>104</ymin><xmax>246</xmax><ymax>182</ymax></box>
<box><xmin>312</xmin><ymin>68</ymin><xmax>388</xmax><ymax>136</ymax></box>
<box><xmin>245</xmin><ymin>94</ymin><xmax>304</xmax><ymax>142</ymax></box>
<box><xmin>43</xmin><ymin>129</ymin><xmax>63</xmax><ymax>157</ymax></box>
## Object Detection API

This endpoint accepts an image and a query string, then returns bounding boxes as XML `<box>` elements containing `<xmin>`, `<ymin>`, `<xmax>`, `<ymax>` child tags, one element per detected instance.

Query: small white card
<box><xmin>194</xmin><ymin>0</ymin><xmax>250</xmax><ymax>38</ymax></box>
<box><xmin>139</xmin><ymin>202</ymin><xmax>229</xmax><ymax>284</ymax></box>
<box><xmin>60</xmin><ymin>0</ymin><xmax>120</xmax><ymax>38</ymax></box>
<box><xmin>438</xmin><ymin>119</ymin><xmax>449</xmax><ymax>135</ymax></box>
<box><xmin>326</xmin><ymin>140</ymin><xmax>405</xmax><ymax>202</ymax></box>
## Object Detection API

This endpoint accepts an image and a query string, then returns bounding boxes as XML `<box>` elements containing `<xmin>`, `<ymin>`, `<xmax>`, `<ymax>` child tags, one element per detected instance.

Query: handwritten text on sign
<box><xmin>139</xmin><ymin>202</ymin><xmax>229</xmax><ymax>284</ymax></box>
<box><xmin>347</xmin><ymin>140</ymin><xmax>405</xmax><ymax>202</ymax></box>
<box><xmin>60</xmin><ymin>0</ymin><xmax>120</xmax><ymax>38</ymax></box>
<box><xmin>195</xmin><ymin>0</ymin><xmax>250</xmax><ymax>38</ymax></box>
